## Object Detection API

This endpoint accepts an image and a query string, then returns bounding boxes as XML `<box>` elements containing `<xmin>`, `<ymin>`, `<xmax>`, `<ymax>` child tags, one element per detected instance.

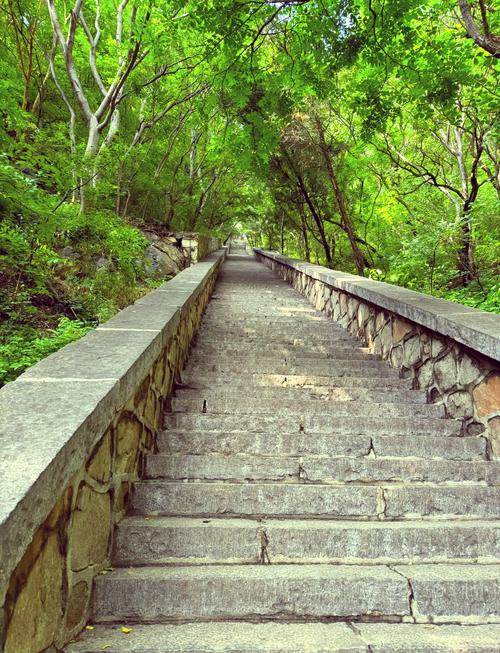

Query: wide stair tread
<box><xmin>91</xmin><ymin>563</ymin><xmax>500</xmax><ymax>623</ymax></box>
<box><xmin>160</xmin><ymin>429</ymin><xmax>487</xmax><ymax>460</ymax></box>
<box><xmin>130</xmin><ymin>479</ymin><xmax>500</xmax><ymax>520</ymax></box>
<box><xmin>65</xmin><ymin>622</ymin><xmax>500</xmax><ymax>652</ymax></box>
<box><xmin>114</xmin><ymin>516</ymin><xmax>500</xmax><ymax>566</ymax></box>
<box><xmin>144</xmin><ymin>453</ymin><xmax>500</xmax><ymax>483</ymax></box>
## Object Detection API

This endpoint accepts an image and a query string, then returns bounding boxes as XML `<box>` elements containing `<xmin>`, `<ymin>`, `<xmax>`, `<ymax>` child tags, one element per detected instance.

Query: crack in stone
<box><xmin>389</xmin><ymin>565</ymin><xmax>417</xmax><ymax>624</ymax></box>
<box><xmin>376</xmin><ymin>487</ymin><xmax>387</xmax><ymax>519</ymax></box>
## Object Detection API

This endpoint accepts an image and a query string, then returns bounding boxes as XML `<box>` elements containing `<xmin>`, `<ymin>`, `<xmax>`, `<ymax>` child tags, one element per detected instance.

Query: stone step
<box><xmin>159</xmin><ymin>430</ymin><xmax>486</xmax><ymax>461</ymax></box>
<box><xmin>91</xmin><ymin>563</ymin><xmax>500</xmax><ymax>623</ymax></box>
<box><xmin>170</xmin><ymin>397</ymin><xmax>444</xmax><ymax>419</ymax></box>
<box><xmin>200</xmin><ymin>327</ymin><xmax>350</xmax><ymax>337</ymax></box>
<box><xmin>163</xmin><ymin>414</ymin><xmax>458</xmax><ymax>436</ymax></box>
<box><xmin>185</xmin><ymin>357</ymin><xmax>393</xmax><ymax>375</ymax></box>
<box><xmin>198</xmin><ymin>325</ymin><xmax>358</xmax><ymax>339</ymax></box>
<box><xmin>113</xmin><ymin>517</ymin><xmax>500</xmax><ymax>566</ymax></box>
<box><xmin>179</xmin><ymin>373</ymin><xmax>413</xmax><ymax>390</ymax></box>
<box><xmin>145</xmin><ymin>453</ymin><xmax>500</xmax><ymax>484</ymax></box>
<box><xmin>174</xmin><ymin>385</ymin><xmax>428</xmax><ymax>405</ymax></box>
<box><xmin>204</xmin><ymin>313</ymin><xmax>328</xmax><ymax>321</ymax></box>
<box><xmin>195</xmin><ymin>334</ymin><xmax>359</xmax><ymax>347</ymax></box>
<box><xmin>200</xmin><ymin>314</ymin><xmax>337</xmax><ymax>325</ymax></box>
<box><xmin>205</xmin><ymin>309</ymin><xmax>323</xmax><ymax>317</ymax></box>
<box><xmin>203</xmin><ymin>306</ymin><xmax>322</xmax><ymax>315</ymax></box>
<box><xmin>63</xmin><ymin>622</ymin><xmax>500</xmax><ymax>653</ymax></box>
<box><xmin>191</xmin><ymin>345</ymin><xmax>374</xmax><ymax>360</ymax></box>
<box><xmin>130</xmin><ymin>481</ymin><xmax>500</xmax><ymax>520</ymax></box>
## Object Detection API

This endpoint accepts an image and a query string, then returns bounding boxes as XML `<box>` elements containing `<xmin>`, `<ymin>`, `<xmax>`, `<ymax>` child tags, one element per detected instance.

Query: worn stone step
<box><xmin>200</xmin><ymin>316</ymin><xmax>348</xmax><ymax>328</ymax></box>
<box><xmin>174</xmin><ymin>385</ymin><xmax>428</xmax><ymax>405</ymax></box>
<box><xmin>130</xmin><ymin>481</ymin><xmax>500</xmax><ymax>519</ymax></box>
<box><xmin>158</xmin><ymin>430</ymin><xmax>486</xmax><ymax>461</ymax></box>
<box><xmin>92</xmin><ymin>564</ymin><xmax>410</xmax><ymax>622</ymax></box>
<box><xmin>205</xmin><ymin>310</ymin><xmax>325</xmax><ymax>320</ymax></box>
<box><xmin>200</xmin><ymin>314</ymin><xmax>337</xmax><ymax>325</ymax></box>
<box><xmin>202</xmin><ymin>306</ymin><xmax>323</xmax><ymax>316</ymax></box>
<box><xmin>191</xmin><ymin>345</ymin><xmax>374</xmax><ymax>360</ymax></box>
<box><xmin>195</xmin><ymin>334</ymin><xmax>359</xmax><ymax>347</ymax></box>
<box><xmin>198</xmin><ymin>326</ymin><xmax>359</xmax><ymax>340</ymax></box>
<box><xmin>91</xmin><ymin>564</ymin><xmax>500</xmax><ymax>624</ymax></box>
<box><xmin>163</xmin><ymin>414</ymin><xmax>458</xmax><ymax>436</ymax></box>
<box><xmin>113</xmin><ymin>516</ymin><xmax>500</xmax><ymax>566</ymax></box>
<box><xmin>145</xmin><ymin>453</ymin><xmax>500</xmax><ymax>484</ymax></box>
<box><xmin>382</xmin><ymin>484</ymin><xmax>500</xmax><ymax>519</ymax></box>
<box><xmin>170</xmin><ymin>397</ymin><xmax>444</xmax><ymax>419</ymax></box>
<box><xmin>63</xmin><ymin>622</ymin><xmax>500</xmax><ymax>653</ymax></box>
<box><xmin>184</xmin><ymin>358</ymin><xmax>394</xmax><ymax>376</ymax></box>
<box><xmin>179</xmin><ymin>373</ymin><xmax>413</xmax><ymax>390</ymax></box>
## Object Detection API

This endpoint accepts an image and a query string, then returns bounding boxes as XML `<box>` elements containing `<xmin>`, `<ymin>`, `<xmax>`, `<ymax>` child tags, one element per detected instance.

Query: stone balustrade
<box><xmin>255</xmin><ymin>249</ymin><xmax>500</xmax><ymax>459</ymax></box>
<box><xmin>0</xmin><ymin>249</ymin><xmax>226</xmax><ymax>653</ymax></box>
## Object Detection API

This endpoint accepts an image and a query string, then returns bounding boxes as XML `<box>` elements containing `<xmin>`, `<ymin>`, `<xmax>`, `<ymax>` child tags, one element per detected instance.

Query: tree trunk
<box><xmin>299</xmin><ymin>207</ymin><xmax>311</xmax><ymax>262</ymax></box>
<box><xmin>313</xmin><ymin>114</ymin><xmax>367</xmax><ymax>275</ymax></box>
<box><xmin>457</xmin><ymin>207</ymin><xmax>475</xmax><ymax>286</ymax></box>
<box><xmin>280</xmin><ymin>213</ymin><xmax>285</xmax><ymax>254</ymax></box>
<box><xmin>294</xmin><ymin>171</ymin><xmax>333</xmax><ymax>267</ymax></box>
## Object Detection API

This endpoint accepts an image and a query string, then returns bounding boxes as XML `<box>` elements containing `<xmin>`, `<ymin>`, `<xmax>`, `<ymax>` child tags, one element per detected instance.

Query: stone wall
<box><xmin>0</xmin><ymin>250</ymin><xmax>226</xmax><ymax>653</ymax></box>
<box><xmin>195</xmin><ymin>235</ymin><xmax>223</xmax><ymax>262</ymax></box>
<box><xmin>255</xmin><ymin>249</ymin><xmax>500</xmax><ymax>459</ymax></box>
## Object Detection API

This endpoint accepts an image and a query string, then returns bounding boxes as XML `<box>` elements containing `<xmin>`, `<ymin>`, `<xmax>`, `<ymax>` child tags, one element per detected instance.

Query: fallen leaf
<box><xmin>85</xmin><ymin>625</ymin><xmax>94</xmax><ymax>631</ymax></box>
<box><xmin>121</xmin><ymin>626</ymin><xmax>132</xmax><ymax>634</ymax></box>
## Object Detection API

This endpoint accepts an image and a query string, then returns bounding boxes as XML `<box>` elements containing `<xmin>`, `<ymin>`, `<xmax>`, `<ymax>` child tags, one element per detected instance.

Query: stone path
<box><xmin>66</xmin><ymin>252</ymin><xmax>500</xmax><ymax>651</ymax></box>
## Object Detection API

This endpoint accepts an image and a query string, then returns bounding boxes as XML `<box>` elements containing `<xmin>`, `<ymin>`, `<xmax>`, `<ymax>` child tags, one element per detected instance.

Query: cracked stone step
<box><xmin>158</xmin><ymin>430</ymin><xmax>486</xmax><ymax>461</ymax></box>
<box><xmin>170</xmin><ymin>397</ymin><xmax>444</xmax><ymax>419</ymax></box>
<box><xmin>130</xmin><ymin>481</ymin><xmax>500</xmax><ymax>520</ymax></box>
<box><xmin>174</xmin><ymin>385</ymin><xmax>429</xmax><ymax>405</ymax></box>
<box><xmin>163</xmin><ymin>414</ymin><xmax>459</xmax><ymax>436</ymax></box>
<box><xmin>392</xmin><ymin>564</ymin><xmax>500</xmax><ymax>622</ymax></box>
<box><xmin>91</xmin><ymin>564</ymin><xmax>410</xmax><ymax>623</ymax></box>
<box><xmin>145</xmin><ymin>453</ymin><xmax>500</xmax><ymax>484</ymax></box>
<box><xmin>113</xmin><ymin>517</ymin><xmax>500</xmax><ymax>566</ymax></box>
<box><xmin>63</xmin><ymin>622</ymin><xmax>500</xmax><ymax>653</ymax></box>
<box><xmin>179</xmin><ymin>373</ymin><xmax>414</xmax><ymax>390</ymax></box>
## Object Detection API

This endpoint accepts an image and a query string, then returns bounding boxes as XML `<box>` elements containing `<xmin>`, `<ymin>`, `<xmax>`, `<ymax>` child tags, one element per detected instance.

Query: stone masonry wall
<box><xmin>255</xmin><ymin>250</ymin><xmax>500</xmax><ymax>460</ymax></box>
<box><xmin>0</xmin><ymin>251</ymin><xmax>225</xmax><ymax>653</ymax></box>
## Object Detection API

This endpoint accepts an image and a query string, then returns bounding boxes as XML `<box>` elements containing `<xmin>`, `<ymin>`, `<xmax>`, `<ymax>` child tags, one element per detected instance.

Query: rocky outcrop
<box><xmin>143</xmin><ymin>231</ymin><xmax>221</xmax><ymax>278</ymax></box>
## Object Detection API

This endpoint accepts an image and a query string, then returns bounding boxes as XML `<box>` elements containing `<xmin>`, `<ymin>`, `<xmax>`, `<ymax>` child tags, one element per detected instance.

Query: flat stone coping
<box><xmin>0</xmin><ymin>249</ymin><xmax>226</xmax><ymax>597</ymax></box>
<box><xmin>255</xmin><ymin>249</ymin><xmax>500</xmax><ymax>363</ymax></box>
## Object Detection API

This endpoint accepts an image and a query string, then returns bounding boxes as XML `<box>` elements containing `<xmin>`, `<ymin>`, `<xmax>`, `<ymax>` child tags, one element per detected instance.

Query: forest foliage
<box><xmin>0</xmin><ymin>0</ymin><xmax>499</xmax><ymax>384</ymax></box>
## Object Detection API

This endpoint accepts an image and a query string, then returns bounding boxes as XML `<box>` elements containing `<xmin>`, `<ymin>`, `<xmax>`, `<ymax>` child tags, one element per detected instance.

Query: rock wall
<box><xmin>144</xmin><ymin>232</ymin><xmax>221</xmax><ymax>278</ymax></box>
<box><xmin>0</xmin><ymin>250</ymin><xmax>226</xmax><ymax>653</ymax></box>
<box><xmin>255</xmin><ymin>249</ymin><xmax>500</xmax><ymax>459</ymax></box>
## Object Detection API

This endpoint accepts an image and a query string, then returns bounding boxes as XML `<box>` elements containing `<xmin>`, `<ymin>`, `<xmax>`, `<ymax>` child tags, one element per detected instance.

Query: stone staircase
<box><xmin>66</xmin><ymin>253</ymin><xmax>500</xmax><ymax>652</ymax></box>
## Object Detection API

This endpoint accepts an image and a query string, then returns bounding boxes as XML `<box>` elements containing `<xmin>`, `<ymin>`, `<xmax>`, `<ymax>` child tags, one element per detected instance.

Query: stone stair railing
<box><xmin>254</xmin><ymin>249</ymin><xmax>500</xmax><ymax>458</ymax></box>
<box><xmin>0</xmin><ymin>249</ymin><xmax>226</xmax><ymax>653</ymax></box>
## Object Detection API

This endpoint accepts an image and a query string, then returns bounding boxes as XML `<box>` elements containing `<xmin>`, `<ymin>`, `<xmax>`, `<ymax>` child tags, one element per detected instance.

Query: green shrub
<box><xmin>0</xmin><ymin>318</ymin><xmax>92</xmax><ymax>386</ymax></box>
